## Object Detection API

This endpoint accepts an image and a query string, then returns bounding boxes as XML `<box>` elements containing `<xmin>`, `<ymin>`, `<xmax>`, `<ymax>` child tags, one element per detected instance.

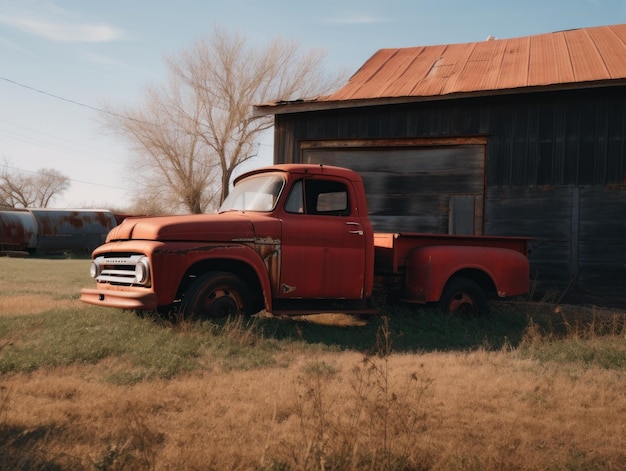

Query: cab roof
<box><xmin>234</xmin><ymin>163</ymin><xmax>362</xmax><ymax>185</ymax></box>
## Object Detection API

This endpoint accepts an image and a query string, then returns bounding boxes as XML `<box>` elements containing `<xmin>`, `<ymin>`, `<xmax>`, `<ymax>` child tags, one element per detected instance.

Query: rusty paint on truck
<box><xmin>81</xmin><ymin>164</ymin><xmax>530</xmax><ymax>317</ymax></box>
<box><xmin>243</xmin><ymin>237</ymin><xmax>281</xmax><ymax>296</ymax></box>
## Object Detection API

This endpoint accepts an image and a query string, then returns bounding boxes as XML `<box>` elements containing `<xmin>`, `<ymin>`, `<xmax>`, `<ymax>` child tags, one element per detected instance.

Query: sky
<box><xmin>1</xmin><ymin>0</ymin><xmax>625</xmax><ymax>210</ymax></box>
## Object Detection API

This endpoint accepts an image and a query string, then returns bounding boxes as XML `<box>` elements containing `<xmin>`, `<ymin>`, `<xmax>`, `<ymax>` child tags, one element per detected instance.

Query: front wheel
<box><xmin>438</xmin><ymin>277</ymin><xmax>488</xmax><ymax>317</ymax></box>
<box><xmin>180</xmin><ymin>272</ymin><xmax>250</xmax><ymax>321</ymax></box>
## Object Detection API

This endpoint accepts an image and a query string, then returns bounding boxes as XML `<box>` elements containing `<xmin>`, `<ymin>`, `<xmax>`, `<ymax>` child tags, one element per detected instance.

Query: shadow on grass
<box><xmin>249</xmin><ymin>301</ymin><xmax>536</xmax><ymax>353</ymax></box>
<box><xmin>0</xmin><ymin>424</ymin><xmax>66</xmax><ymax>471</ymax></box>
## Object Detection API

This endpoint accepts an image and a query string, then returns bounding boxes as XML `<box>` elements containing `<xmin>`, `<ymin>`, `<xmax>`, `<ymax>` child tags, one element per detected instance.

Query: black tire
<box><xmin>180</xmin><ymin>272</ymin><xmax>250</xmax><ymax>321</ymax></box>
<box><xmin>438</xmin><ymin>277</ymin><xmax>489</xmax><ymax>317</ymax></box>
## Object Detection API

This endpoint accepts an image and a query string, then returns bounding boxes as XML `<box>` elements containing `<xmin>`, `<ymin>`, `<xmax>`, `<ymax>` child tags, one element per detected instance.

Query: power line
<box><xmin>0</xmin><ymin>118</ymin><xmax>126</xmax><ymax>162</ymax></box>
<box><xmin>0</xmin><ymin>127</ymin><xmax>123</xmax><ymax>165</ymax></box>
<box><xmin>0</xmin><ymin>76</ymin><xmax>155</xmax><ymax>126</ymax></box>
<box><xmin>1</xmin><ymin>163</ymin><xmax>128</xmax><ymax>191</ymax></box>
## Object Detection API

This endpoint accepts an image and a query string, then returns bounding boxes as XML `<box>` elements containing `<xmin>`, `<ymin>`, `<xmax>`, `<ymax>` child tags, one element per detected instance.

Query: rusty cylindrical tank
<box><xmin>29</xmin><ymin>209</ymin><xmax>118</xmax><ymax>254</ymax></box>
<box><xmin>0</xmin><ymin>209</ymin><xmax>38</xmax><ymax>253</ymax></box>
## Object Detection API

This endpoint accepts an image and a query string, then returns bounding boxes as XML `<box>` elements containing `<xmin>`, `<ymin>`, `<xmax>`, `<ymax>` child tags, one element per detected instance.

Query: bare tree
<box><xmin>0</xmin><ymin>164</ymin><xmax>70</xmax><ymax>208</ymax></box>
<box><xmin>108</xmin><ymin>78</ymin><xmax>218</xmax><ymax>214</ymax></box>
<box><xmin>105</xmin><ymin>28</ymin><xmax>345</xmax><ymax>214</ymax></box>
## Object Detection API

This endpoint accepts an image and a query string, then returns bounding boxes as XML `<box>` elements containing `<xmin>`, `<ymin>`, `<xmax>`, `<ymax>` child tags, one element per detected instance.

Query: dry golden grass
<box><xmin>2</xmin><ymin>346</ymin><xmax>626</xmax><ymax>470</ymax></box>
<box><xmin>0</xmin><ymin>295</ymin><xmax>78</xmax><ymax>316</ymax></box>
<box><xmin>1</xmin><ymin>258</ymin><xmax>626</xmax><ymax>470</ymax></box>
<box><xmin>0</xmin><ymin>258</ymin><xmax>87</xmax><ymax>317</ymax></box>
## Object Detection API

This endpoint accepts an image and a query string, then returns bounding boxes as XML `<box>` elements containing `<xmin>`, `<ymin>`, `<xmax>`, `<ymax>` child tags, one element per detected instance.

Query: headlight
<box><xmin>90</xmin><ymin>261</ymin><xmax>101</xmax><ymax>278</ymax></box>
<box><xmin>134</xmin><ymin>256</ymin><xmax>151</xmax><ymax>285</ymax></box>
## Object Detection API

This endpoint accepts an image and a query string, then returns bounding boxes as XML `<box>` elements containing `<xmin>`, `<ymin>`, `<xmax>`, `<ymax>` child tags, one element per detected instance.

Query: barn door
<box><xmin>449</xmin><ymin>195</ymin><xmax>475</xmax><ymax>235</ymax></box>
<box><xmin>301</xmin><ymin>142</ymin><xmax>486</xmax><ymax>235</ymax></box>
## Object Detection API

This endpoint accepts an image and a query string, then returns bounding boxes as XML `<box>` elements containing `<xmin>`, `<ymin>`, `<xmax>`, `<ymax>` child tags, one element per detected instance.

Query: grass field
<box><xmin>1</xmin><ymin>257</ymin><xmax>625</xmax><ymax>470</ymax></box>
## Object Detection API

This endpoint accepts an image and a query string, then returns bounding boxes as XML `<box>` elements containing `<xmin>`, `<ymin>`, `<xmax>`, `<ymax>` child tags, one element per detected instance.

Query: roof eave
<box><xmin>253</xmin><ymin>79</ymin><xmax>626</xmax><ymax>117</ymax></box>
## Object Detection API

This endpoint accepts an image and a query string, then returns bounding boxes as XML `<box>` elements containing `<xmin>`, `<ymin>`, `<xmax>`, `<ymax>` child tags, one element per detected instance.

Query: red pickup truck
<box><xmin>81</xmin><ymin>164</ymin><xmax>529</xmax><ymax>318</ymax></box>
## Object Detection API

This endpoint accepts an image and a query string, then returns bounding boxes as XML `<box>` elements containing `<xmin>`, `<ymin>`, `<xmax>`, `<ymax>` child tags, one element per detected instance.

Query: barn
<box><xmin>254</xmin><ymin>24</ymin><xmax>626</xmax><ymax>307</ymax></box>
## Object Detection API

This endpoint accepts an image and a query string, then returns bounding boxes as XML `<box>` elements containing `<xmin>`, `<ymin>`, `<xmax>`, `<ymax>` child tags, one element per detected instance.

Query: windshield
<box><xmin>219</xmin><ymin>173</ymin><xmax>285</xmax><ymax>212</ymax></box>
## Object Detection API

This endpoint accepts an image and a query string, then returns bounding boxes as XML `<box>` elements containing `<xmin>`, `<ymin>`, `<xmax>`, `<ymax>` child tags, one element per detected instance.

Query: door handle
<box><xmin>346</xmin><ymin>221</ymin><xmax>363</xmax><ymax>235</ymax></box>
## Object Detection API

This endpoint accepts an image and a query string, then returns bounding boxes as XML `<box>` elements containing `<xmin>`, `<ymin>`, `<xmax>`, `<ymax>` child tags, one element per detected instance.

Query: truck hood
<box><xmin>106</xmin><ymin>212</ymin><xmax>272</xmax><ymax>243</ymax></box>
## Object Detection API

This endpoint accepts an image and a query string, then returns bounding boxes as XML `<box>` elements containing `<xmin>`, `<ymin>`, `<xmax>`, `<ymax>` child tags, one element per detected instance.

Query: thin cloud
<box><xmin>0</xmin><ymin>36</ymin><xmax>36</xmax><ymax>56</ymax></box>
<box><xmin>323</xmin><ymin>15</ymin><xmax>388</xmax><ymax>25</ymax></box>
<box><xmin>84</xmin><ymin>52</ymin><xmax>158</xmax><ymax>78</ymax></box>
<box><xmin>0</xmin><ymin>15</ymin><xmax>124</xmax><ymax>42</ymax></box>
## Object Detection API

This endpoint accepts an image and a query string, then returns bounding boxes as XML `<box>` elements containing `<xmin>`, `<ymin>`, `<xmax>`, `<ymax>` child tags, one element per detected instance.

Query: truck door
<box><xmin>279</xmin><ymin>177</ymin><xmax>367</xmax><ymax>299</ymax></box>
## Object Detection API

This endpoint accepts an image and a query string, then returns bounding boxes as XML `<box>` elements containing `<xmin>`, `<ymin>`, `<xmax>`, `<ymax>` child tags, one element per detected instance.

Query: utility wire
<box><xmin>0</xmin><ymin>118</ymin><xmax>126</xmax><ymax>161</ymax></box>
<box><xmin>0</xmin><ymin>127</ymin><xmax>123</xmax><ymax>164</ymax></box>
<box><xmin>1</xmin><ymin>163</ymin><xmax>127</xmax><ymax>191</ymax></box>
<box><xmin>0</xmin><ymin>76</ymin><xmax>155</xmax><ymax>126</ymax></box>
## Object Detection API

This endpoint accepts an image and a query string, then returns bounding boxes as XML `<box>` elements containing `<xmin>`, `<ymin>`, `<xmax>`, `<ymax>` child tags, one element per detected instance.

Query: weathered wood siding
<box><xmin>301</xmin><ymin>145</ymin><xmax>484</xmax><ymax>234</ymax></box>
<box><xmin>273</xmin><ymin>86</ymin><xmax>626</xmax><ymax>303</ymax></box>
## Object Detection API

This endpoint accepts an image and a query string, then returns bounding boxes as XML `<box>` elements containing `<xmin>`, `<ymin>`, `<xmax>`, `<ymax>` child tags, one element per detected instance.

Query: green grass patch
<box><xmin>521</xmin><ymin>337</ymin><xmax>626</xmax><ymax>370</ymax></box>
<box><xmin>0</xmin><ymin>306</ymin><xmax>287</xmax><ymax>383</ymax></box>
<box><xmin>518</xmin><ymin>315</ymin><xmax>626</xmax><ymax>370</ymax></box>
<box><xmin>1</xmin><ymin>257</ymin><xmax>626</xmax><ymax>384</ymax></box>
<box><xmin>0</xmin><ymin>306</ymin><xmax>202</xmax><ymax>379</ymax></box>
<box><xmin>0</xmin><ymin>258</ymin><xmax>92</xmax><ymax>300</ymax></box>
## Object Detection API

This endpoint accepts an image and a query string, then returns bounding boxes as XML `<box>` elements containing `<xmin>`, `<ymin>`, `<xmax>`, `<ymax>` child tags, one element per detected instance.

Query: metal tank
<box><xmin>29</xmin><ymin>209</ymin><xmax>118</xmax><ymax>254</ymax></box>
<box><xmin>0</xmin><ymin>209</ymin><xmax>38</xmax><ymax>253</ymax></box>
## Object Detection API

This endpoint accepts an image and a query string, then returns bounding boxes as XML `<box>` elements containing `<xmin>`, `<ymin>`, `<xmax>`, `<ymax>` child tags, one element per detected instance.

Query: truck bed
<box><xmin>374</xmin><ymin>232</ymin><xmax>529</xmax><ymax>273</ymax></box>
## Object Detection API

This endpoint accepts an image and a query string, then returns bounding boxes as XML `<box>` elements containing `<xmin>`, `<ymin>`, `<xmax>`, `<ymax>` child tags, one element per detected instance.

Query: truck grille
<box><xmin>93</xmin><ymin>254</ymin><xmax>150</xmax><ymax>286</ymax></box>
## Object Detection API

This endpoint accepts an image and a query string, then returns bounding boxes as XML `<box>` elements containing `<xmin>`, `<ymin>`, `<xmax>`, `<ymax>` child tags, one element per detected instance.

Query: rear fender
<box><xmin>404</xmin><ymin>245</ymin><xmax>529</xmax><ymax>303</ymax></box>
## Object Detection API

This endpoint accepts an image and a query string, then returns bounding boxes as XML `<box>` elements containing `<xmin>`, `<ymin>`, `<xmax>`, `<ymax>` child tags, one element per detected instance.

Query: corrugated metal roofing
<box><xmin>255</xmin><ymin>23</ymin><xmax>626</xmax><ymax>115</ymax></box>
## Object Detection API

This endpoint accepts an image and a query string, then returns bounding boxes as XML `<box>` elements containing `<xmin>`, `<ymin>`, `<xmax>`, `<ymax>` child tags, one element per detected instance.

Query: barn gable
<box><xmin>254</xmin><ymin>24</ymin><xmax>626</xmax><ymax>307</ymax></box>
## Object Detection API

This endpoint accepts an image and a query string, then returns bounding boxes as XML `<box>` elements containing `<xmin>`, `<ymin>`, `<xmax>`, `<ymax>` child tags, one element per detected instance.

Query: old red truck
<box><xmin>80</xmin><ymin>164</ymin><xmax>529</xmax><ymax>318</ymax></box>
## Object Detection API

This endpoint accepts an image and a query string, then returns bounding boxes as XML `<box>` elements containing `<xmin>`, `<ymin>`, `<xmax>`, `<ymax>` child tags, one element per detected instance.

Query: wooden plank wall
<box><xmin>302</xmin><ymin>146</ymin><xmax>484</xmax><ymax>234</ymax></box>
<box><xmin>273</xmin><ymin>86</ymin><xmax>626</xmax><ymax>304</ymax></box>
<box><xmin>578</xmin><ymin>187</ymin><xmax>626</xmax><ymax>301</ymax></box>
<box><xmin>485</xmin><ymin>186</ymin><xmax>573</xmax><ymax>293</ymax></box>
<box><xmin>486</xmin><ymin>186</ymin><xmax>626</xmax><ymax>301</ymax></box>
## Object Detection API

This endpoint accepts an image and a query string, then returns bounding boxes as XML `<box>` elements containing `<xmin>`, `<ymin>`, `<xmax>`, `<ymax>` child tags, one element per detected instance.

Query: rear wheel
<box><xmin>438</xmin><ymin>277</ymin><xmax>488</xmax><ymax>317</ymax></box>
<box><xmin>180</xmin><ymin>272</ymin><xmax>249</xmax><ymax>321</ymax></box>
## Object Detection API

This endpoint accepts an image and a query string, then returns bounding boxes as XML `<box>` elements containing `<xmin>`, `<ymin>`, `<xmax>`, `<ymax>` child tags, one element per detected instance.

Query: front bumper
<box><xmin>80</xmin><ymin>288</ymin><xmax>158</xmax><ymax>311</ymax></box>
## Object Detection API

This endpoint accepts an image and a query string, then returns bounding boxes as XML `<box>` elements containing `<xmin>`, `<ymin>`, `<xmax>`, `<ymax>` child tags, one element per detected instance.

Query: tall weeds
<box><xmin>280</xmin><ymin>317</ymin><xmax>435</xmax><ymax>470</ymax></box>
<box><xmin>520</xmin><ymin>310</ymin><xmax>626</xmax><ymax>370</ymax></box>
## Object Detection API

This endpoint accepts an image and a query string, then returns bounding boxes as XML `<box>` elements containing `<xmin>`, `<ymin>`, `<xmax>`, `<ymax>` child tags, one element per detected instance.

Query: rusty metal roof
<box><xmin>255</xmin><ymin>23</ymin><xmax>626</xmax><ymax>115</ymax></box>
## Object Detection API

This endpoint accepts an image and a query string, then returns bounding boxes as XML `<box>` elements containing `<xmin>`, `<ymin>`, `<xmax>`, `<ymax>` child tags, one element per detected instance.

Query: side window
<box><xmin>285</xmin><ymin>179</ymin><xmax>350</xmax><ymax>216</ymax></box>
<box><xmin>285</xmin><ymin>181</ymin><xmax>304</xmax><ymax>213</ymax></box>
<box><xmin>315</xmin><ymin>189</ymin><xmax>348</xmax><ymax>214</ymax></box>
<box><xmin>313</xmin><ymin>180</ymin><xmax>351</xmax><ymax>216</ymax></box>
